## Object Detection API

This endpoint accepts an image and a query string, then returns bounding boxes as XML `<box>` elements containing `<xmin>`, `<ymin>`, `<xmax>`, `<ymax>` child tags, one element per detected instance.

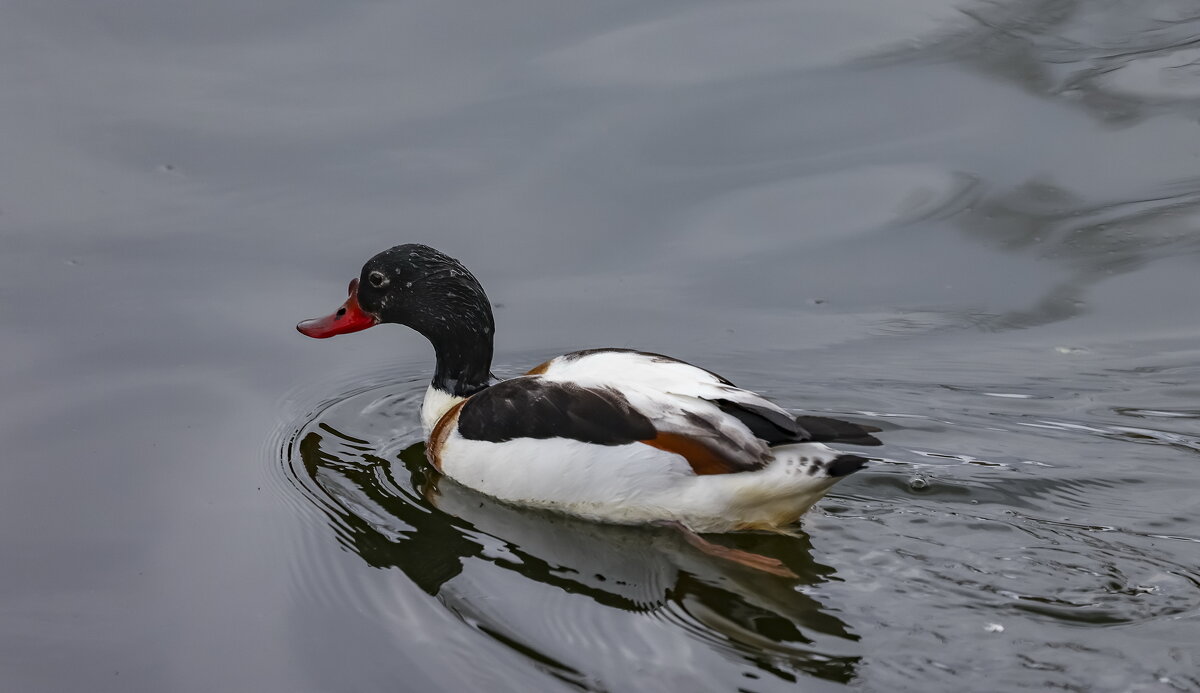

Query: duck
<box><xmin>297</xmin><ymin>244</ymin><xmax>881</xmax><ymax>544</ymax></box>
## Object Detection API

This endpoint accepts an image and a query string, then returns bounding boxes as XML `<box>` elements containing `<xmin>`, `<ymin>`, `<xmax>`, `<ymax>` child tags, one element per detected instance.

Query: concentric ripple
<box><xmin>269</xmin><ymin>360</ymin><xmax>865</xmax><ymax>691</ymax></box>
<box><xmin>267</xmin><ymin>346</ymin><xmax>1200</xmax><ymax>691</ymax></box>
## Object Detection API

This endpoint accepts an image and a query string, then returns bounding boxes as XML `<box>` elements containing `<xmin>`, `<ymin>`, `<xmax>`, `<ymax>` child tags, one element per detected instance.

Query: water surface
<box><xmin>3</xmin><ymin>0</ymin><xmax>1200</xmax><ymax>690</ymax></box>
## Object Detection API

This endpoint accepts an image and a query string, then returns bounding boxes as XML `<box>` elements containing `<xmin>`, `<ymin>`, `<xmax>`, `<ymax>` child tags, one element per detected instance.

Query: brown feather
<box><xmin>427</xmin><ymin>400</ymin><xmax>467</xmax><ymax>471</ymax></box>
<box><xmin>640</xmin><ymin>432</ymin><xmax>741</xmax><ymax>475</ymax></box>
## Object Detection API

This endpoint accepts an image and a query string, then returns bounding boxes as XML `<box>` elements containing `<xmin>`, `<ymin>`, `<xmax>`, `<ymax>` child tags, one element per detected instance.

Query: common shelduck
<box><xmin>297</xmin><ymin>244</ymin><xmax>881</xmax><ymax>543</ymax></box>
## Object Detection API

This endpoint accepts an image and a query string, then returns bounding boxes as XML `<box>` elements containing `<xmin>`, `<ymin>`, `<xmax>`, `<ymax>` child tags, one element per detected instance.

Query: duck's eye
<box><xmin>368</xmin><ymin>271</ymin><xmax>390</xmax><ymax>289</ymax></box>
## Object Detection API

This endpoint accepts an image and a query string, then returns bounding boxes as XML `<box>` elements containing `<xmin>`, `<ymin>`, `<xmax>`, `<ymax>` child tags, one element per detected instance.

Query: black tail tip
<box><xmin>827</xmin><ymin>454</ymin><xmax>869</xmax><ymax>478</ymax></box>
<box><xmin>794</xmin><ymin>415</ymin><xmax>884</xmax><ymax>446</ymax></box>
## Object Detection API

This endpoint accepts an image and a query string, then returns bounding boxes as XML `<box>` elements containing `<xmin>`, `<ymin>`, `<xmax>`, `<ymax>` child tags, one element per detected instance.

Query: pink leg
<box><xmin>660</xmin><ymin>521</ymin><xmax>798</xmax><ymax>578</ymax></box>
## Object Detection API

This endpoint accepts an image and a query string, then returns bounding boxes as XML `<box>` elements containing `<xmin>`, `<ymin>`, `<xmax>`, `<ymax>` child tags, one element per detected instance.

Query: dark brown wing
<box><xmin>456</xmin><ymin>377</ymin><xmax>656</xmax><ymax>445</ymax></box>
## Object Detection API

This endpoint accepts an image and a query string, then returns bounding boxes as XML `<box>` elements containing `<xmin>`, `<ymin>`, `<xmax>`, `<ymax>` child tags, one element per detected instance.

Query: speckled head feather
<box><xmin>355</xmin><ymin>244</ymin><xmax>495</xmax><ymax>397</ymax></box>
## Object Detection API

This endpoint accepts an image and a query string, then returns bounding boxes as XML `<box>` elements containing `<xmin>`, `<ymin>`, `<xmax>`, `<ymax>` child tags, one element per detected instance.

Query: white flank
<box><xmin>438</xmin><ymin>427</ymin><xmax>848</xmax><ymax>533</ymax></box>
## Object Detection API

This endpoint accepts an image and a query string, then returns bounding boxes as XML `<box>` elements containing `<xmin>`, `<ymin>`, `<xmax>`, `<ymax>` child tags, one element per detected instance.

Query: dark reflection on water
<box><xmin>281</xmin><ymin>377</ymin><xmax>862</xmax><ymax>689</ymax></box>
<box><xmin>938</xmin><ymin>175</ymin><xmax>1200</xmax><ymax>333</ymax></box>
<box><xmin>272</xmin><ymin>351</ymin><xmax>1200</xmax><ymax>691</ymax></box>
<box><xmin>877</xmin><ymin>0</ymin><xmax>1200</xmax><ymax>124</ymax></box>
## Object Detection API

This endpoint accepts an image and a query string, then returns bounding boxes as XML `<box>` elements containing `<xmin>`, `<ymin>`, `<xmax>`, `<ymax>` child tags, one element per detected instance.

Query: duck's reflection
<box><xmin>294</xmin><ymin>427</ymin><xmax>860</xmax><ymax>684</ymax></box>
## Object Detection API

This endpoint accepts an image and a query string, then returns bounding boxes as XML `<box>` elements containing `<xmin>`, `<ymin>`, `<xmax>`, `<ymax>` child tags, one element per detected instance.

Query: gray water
<box><xmin>3</xmin><ymin>0</ymin><xmax>1200</xmax><ymax>691</ymax></box>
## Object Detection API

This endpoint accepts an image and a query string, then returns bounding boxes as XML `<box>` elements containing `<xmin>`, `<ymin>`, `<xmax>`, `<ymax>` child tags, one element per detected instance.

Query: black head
<box><xmin>298</xmin><ymin>244</ymin><xmax>495</xmax><ymax>395</ymax></box>
<box><xmin>354</xmin><ymin>244</ymin><xmax>494</xmax><ymax>339</ymax></box>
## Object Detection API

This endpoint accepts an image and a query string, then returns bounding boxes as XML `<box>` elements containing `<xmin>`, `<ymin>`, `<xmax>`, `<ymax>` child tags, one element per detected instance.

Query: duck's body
<box><xmin>422</xmin><ymin>348</ymin><xmax>872</xmax><ymax>532</ymax></box>
<box><xmin>299</xmin><ymin>244</ymin><xmax>880</xmax><ymax>534</ymax></box>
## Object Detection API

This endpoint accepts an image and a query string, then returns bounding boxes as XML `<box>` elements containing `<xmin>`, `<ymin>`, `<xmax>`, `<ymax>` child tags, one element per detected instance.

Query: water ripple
<box><xmin>267</xmin><ymin>343</ymin><xmax>1200</xmax><ymax>690</ymax></box>
<box><xmin>270</xmin><ymin>364</ymin><xmax>864</xmax><ymax>689</ymax></box>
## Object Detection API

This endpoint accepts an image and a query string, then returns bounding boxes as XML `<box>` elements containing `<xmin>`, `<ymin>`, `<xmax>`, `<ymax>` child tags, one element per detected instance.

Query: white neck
<box><xmin>421</xmin><ymin>385</ymin><xmax>466</xmax><ymax>439</ymax></box>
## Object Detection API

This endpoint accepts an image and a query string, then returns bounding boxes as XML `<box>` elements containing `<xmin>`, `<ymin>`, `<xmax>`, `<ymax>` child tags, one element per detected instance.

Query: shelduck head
<box><xmin>297</xmin><ymin>244</ymin><xmax>495</xmax><ymax>396</ymax></box>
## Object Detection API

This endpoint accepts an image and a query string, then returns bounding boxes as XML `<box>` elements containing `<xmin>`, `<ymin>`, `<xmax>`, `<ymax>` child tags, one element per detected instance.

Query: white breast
<box><xmin>421</xmin><ymin>385</ymin><xmax>465</xmax><ymax>437</ymax></box>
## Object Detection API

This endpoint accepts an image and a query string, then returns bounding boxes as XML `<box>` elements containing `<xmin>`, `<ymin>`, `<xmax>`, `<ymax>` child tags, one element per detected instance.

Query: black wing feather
<box><xmin>457</xmin><ymin>377</ymin><xmax>656</xmax><ymax>445</ymax></box>
<box><xmin>713</xmin><ymin>399</ymin><xmax>882</xmax><ymax>447</ymax></box>
<box><xmin>713</xmin><ymin>399</ymin><xmax>802</xmax><ymax>444</ymax></box>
